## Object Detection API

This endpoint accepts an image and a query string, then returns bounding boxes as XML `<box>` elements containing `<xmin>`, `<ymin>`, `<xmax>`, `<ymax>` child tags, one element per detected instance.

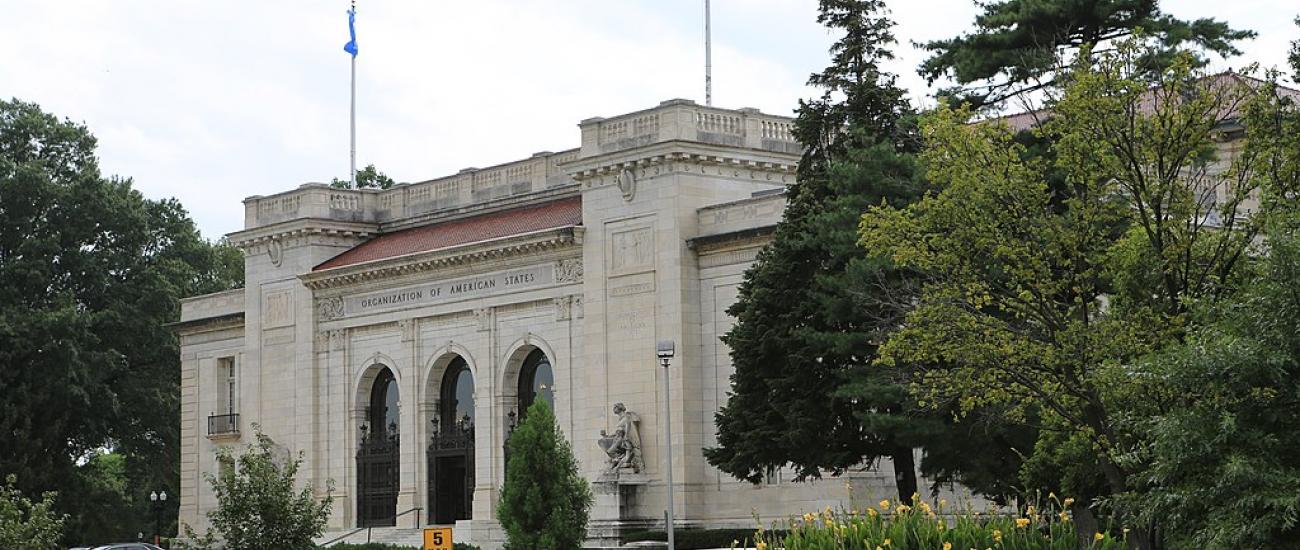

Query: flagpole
<box><xmin>349</xmin><ymin>1</ymin><xmax>357</xmax><ymax>187</ymax></box>
<box><xmin>704</xmin><ymin>0</ymin><xmax>712</xmax><ymax>106</ymax></box>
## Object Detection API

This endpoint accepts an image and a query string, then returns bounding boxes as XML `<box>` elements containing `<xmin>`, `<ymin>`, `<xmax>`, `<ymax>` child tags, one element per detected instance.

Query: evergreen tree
<box><xmin>498</xmin><ymin>399</ymin><xmax>591</xmax><ymax>550</ymax></box>
<box><xmin>704</xmin><ymin>0</ymin><xmax>1028</xmax><ymax>502</ymax></box>
<box><xmin>919</xmin><ymin>0</ymin><xmax>1254</xmax><ymax>107</ymax></box>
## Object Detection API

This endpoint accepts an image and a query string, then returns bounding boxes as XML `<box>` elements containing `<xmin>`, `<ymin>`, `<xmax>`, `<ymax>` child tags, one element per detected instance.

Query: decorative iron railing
<box><xmin>207</xmin><ymin>413</ymin><xmax>239</xmax><ymax>437</ymax></box>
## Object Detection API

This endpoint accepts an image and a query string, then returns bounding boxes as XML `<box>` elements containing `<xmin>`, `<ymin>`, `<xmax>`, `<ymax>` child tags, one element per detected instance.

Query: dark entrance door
<box><xmin>432</xmin><ymin>455</ymin><xmax>469</xmax><ymax>524</ymax></box>
<box><xmin>357</xmin><ymin>435</ymin><xmax>398</xmax><ymax>527</ymax></box>
<box><xmin>428</xmin><ymin>358</ymin><xmax>475</xmax><ymax>525</ymax></box>
<box><xmin>358</xmin><ymin>367</ymin><xmax>399</xmax><ymax>527</ymax></box>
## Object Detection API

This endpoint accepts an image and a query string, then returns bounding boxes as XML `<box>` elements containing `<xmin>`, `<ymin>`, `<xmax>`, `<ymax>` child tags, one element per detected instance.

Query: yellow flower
<box><xmin>1063</xmin><ymin>497</ymin><xmax>1075</xmax><ymax>507</ymax></box>
<box><xmin>992</xmin><ymin>529</ymin><xmax>1003</xmax><ymax>543</ymax></box>
<box><xmin>867</xmin><ymin>508</ymin><xmax>879</xmax><ymax>517</ymax></box>
<box><xmin>896</xmin><ymin>504</ymin><xmax>912</xmax><ymax>513</ymax></box>
<box><xmin>1095</xmin><ymin>532</ymin><xmax>1105</xmax><ymax>541</ymax></box>
<box><xmin>1015</xmin><ymin>518</ymin><xmax>1030</xmax><ymax>528</ymax></box>
<box><xmin>1059</xmin><ymin>511</ymin><xmax>1070</xmax><ymax>522</ymax></box>
<box><xmin>879</xmin><ymin>499</ymin><xmax>891</xmax><ymax>510</ymax></box>
<box><xmin>756</xmin><ymin>542</ymin><xmax>768</xmax><ymax>550</ymax></box>
<box><xmin>939</xmin><ymin>498</ymin><xmax>948</xmax><ymax>509</ymax></box>
<box><xmin>943</xmin><ymin>543</ymin><xmax>953</xmax><ymax>550</ymax></box>
<box><xmin>884</xmin><ymin>539</ymin><xmax>892</xmax><ymax>547</ymax></box>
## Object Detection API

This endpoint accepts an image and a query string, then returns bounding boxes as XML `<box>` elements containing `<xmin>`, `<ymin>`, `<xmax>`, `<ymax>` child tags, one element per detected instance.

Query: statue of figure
<box><xmin>597</xmin><ymin>402</ymin><xmax>642</xmax><ymax>473</ymax></box>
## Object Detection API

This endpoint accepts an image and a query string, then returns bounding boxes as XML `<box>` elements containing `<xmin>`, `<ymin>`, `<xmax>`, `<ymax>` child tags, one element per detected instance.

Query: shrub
<box><xmin>180</xmin><ymin>427</ymin><xmax>332</xmax><ymax>550</ymax></box>
<box><xmin>757</xmin><ymin>496</ymin><xmax>1127</xmax><ymax>550</ymax></box>
<box><xmin>624</xmin><ymin>528</ymin><xmax>787</xmax><ymax>550</ymax></box>
<box><xmin>0</xmin><ymin>474</ymin><xmax>65</xmax><ymax>550</ymax></box>
<box><xmin>323</xmin><ymin>544</ymin><xmax>478</xmax><ymax>550</ymax></box>
<box><xmin>497</xmin><ymin>399</ymin><xmax>592</xmax><ymax>549</ymax></box>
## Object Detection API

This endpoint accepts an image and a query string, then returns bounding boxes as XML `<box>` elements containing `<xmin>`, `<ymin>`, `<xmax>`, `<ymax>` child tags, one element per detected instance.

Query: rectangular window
<box><xmin>216</xmin><ymin>357</ymin><xmax>237</xmax><ymax>414</ymax></box>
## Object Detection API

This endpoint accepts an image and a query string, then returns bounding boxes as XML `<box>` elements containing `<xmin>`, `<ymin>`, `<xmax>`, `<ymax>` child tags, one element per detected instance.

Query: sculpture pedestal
<box><xmin>587</xmin><ymin>474</ymin><xmax>654</xmax><ymax>549</ymax></box>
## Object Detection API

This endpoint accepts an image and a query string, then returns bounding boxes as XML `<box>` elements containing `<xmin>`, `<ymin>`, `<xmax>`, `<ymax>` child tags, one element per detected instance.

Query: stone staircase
<box><xmin>317</xmin><ymin>526</ymin><xmax>430</xmax><ymax>548</ymax></box>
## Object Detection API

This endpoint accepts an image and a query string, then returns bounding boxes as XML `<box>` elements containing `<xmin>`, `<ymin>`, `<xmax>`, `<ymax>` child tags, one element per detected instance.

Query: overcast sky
<box><xmin>4</xmin><ymin>1</ymin><xmax>1296</xmax><ymax>239</ymax></box>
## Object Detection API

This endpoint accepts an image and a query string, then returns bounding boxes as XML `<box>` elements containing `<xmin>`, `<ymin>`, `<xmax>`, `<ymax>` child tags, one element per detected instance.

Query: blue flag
<box><xmin>344</xmin><ymin>7</ymin><xmax>358</xmax><ymax>57</ymax></box>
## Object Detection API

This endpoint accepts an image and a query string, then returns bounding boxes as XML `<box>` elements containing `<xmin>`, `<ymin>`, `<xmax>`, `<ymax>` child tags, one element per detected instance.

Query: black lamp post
<box><xmin>149</xmin><ymin>490</ymin><xmax>167</xmax><ymax>546</ymax></box>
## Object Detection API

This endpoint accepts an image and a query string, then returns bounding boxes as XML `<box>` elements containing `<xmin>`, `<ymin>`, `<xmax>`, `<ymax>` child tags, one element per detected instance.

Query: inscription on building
<box><xmin>340</xmin><ymin>265</ymin><xmax>554</xmax><ymax>317</ymax></box>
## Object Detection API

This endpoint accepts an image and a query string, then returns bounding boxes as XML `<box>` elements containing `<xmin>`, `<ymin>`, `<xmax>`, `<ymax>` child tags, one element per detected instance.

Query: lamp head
<box><xmin>160</xmin><ymin>491</ymin><xmax>167</xmax><ymax>502</ymax></box>
<box><xmin>149</xmin><ymin>491</ymin><xmax>157</xmax><ymax>502</ymax></box>
<box><xmin>656</xmin><ymin>340</ymin><xmax>676</xmax><ymax>360</ymax></box>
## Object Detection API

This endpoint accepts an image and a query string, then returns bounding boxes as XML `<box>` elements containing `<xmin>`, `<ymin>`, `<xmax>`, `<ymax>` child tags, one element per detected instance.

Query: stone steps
<box><xmin>317</xmin><ymin>526</ymin><xmax>430</xmax><ymax>548</ymax></box>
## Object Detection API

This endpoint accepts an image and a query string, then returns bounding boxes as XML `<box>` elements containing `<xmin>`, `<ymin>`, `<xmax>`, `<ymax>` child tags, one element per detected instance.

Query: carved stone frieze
<box><xmin>554</xmin><ymin>259</ymin><xmax>583</xmax><ymax>284</ymax></box>
<box><xmin>266</xmin><ymin>238</ymin><xmax>284</xmax><ymax>267</ymax></box>
<box><xmin>317</xmin><ymin>296</ymin><xmax>345</xmax><ymax>321</ymax></box>
<box><xmin>554</xmin><ymin>296</ymin><xmax>573</xmax><ymax>321</ymax></box>
<box><xmin>328</xmin><ymin>329</ymin><xmax>348</xmax><ymax>351</ymax></box>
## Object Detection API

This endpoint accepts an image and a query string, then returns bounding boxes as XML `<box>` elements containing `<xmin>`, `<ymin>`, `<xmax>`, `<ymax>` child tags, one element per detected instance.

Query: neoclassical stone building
<box><xmin>175</xmin><ymin>100</ymin><xmax>933</xmax><ymax>547</ymax></box>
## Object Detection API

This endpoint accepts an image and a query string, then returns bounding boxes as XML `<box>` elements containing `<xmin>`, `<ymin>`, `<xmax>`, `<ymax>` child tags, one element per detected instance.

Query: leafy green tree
<box><xmin>498</xmin><ymin>399</ymin><xmax>591</xmax><ymax>550</ymax></box>
<box><xmin>705</xmin><ymin>0</ymin><xmax>1028</xmax><ymax>503</ymax></box>
<box><xmin>331</xmin><ymin>164</ymin><xmax>396</xmax><ymax>189</ymax></box>
<box><xmin>861</xmin><ymin>42</ymin><xmax>1289</xmax><ymax>548</ymax></box>
<box><xmin>0</xmin><ymin>475</ymin><xmax>64</xmax><ymax>550</ymax></box>
<box><xmin>181</xmin><ymin>428</ymin><xmax>332</xmax><ymax>550</ymax></box>
<box><xmin>1129</xmin><ymin>71</ymin><xmax>1300</xmax><ymax>549</ymax></box>
<box><xmin>919</xmin><ymin>0</ymin><xmax>1254</xmax><ymax>107</ymax></box>
<box><xmin>0</xmin><ymin>98</ymin><xmax>243</xmax><ymax>544</ymax></box>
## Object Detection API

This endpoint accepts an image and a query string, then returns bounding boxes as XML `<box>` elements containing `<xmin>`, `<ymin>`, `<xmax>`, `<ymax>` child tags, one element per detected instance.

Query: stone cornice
<box><xmin>299</xmin><ymin>226</ymin><xmax>584</xmax><ymax>291</ymax></box>
<box><xmin>228</xmin><ymin>218</ymin><xmax>377</xmax><ymax>251</ymax></box>
<box><xmin>167</xmin><ymin>313</ymin><xmax>246</xmax><ymax>334</ymax></box>
<box><xmin>567</xmin><ymin>141</ymin><xmax>798</xmax><ymax>185</ymax></box>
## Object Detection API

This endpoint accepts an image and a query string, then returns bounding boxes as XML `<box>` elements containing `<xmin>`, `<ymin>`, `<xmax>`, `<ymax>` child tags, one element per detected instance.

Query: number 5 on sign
<box><xmin>423</xmin><ymin>527</ymin><xmax>452</xmax><ymax>550</ymax></box>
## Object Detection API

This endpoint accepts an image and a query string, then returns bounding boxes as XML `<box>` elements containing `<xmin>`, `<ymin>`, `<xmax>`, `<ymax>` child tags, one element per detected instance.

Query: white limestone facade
<box><xmin>175</xmin><ymin>99</ymin><xmax>930</xmax><ymax>548</ymax></box>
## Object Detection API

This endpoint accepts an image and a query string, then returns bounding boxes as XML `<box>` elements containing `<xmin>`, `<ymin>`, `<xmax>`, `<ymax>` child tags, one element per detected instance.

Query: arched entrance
<box><xmin>428</xmin><ymin>357</ymin><xmax>474</xmax><ymax>525</ymax></box>
<box><xmin>504</xmin><ymin>348</ymin><xmax>554</xmax><ymax>470</ymax></box>
<box><xmin>517</xmin><ymin>349</ymin><xmax>554</xmax><ymax>418</ymax></box>
<box><xmin>357</xmin><ymin>367</ymin><xmax>399</xmax><ymax>527</ymax></box>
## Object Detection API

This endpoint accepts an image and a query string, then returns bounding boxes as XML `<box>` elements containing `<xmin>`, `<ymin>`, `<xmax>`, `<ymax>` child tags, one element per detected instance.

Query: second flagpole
<box><xmin>349</xmin><ymin>1</ymin><xmax>357</xmax><ymax>187</ymax></box>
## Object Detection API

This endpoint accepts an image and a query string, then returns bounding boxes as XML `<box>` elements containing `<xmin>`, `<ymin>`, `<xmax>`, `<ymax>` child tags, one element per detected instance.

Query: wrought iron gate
<box><xmin>427</xmin><ymin>419</ymin><xmax>474</xmax><ymax>525</ymax></box>
<box><xmin>357</xmin><ymin>431</ymin><xmax>399</xmax><ymax>527</ymax></box>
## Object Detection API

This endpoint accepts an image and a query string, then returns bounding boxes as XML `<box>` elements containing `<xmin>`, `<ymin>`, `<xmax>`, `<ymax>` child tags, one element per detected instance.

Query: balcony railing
<box><xmin>208</xmin><ymin>413</ymin><xmax>240</xmax><ymax>437</ymax></box>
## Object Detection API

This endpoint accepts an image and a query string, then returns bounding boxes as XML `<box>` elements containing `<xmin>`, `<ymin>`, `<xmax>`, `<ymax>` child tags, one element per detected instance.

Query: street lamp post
<box><xmin>656</xmin><ymin>340</ymin><xmax>676</xmax><ymax>550</ymax></box>
<box><xmin>149</xmin><ymin>490</ymin><xmax>167</xmax><ymax>546</ymax></box>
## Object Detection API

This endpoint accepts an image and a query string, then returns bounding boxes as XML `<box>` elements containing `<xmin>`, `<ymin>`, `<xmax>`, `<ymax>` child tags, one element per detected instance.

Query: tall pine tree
<box><xmin>919</xmin><ymin>0</ymin><xmax>1254</xmax><ymax>107</ymax></box>
<box><xmin>704</xmin><ymin>0</ymin><xmax>1026</xmax><ymax>502</ymax></box>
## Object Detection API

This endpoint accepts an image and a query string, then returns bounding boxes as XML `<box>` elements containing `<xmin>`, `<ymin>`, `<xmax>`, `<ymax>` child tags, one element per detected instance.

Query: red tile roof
<box><xmin>314</xmin><ymin>197</ymin><xmax>582</xmax><ymax>271</ymax></box>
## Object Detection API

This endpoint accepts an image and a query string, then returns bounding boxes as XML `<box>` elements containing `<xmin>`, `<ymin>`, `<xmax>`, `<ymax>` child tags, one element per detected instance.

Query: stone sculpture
<box><xmin>597</xmin><ymin>402</ymin><xmax>643</xmax><ymax>473</ymax></box>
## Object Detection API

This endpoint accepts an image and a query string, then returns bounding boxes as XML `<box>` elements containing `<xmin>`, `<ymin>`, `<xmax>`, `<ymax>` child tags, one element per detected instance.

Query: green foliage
<box><xmin>0</xmin><ymin>98</ymin><xmax>243</xmax><ymax>544</ymax></box>
<box><xmin>860</xmin><ymin>40</ymin><xmax>1294</xmax><ymax>547</ymax></box>
<box><xmin>181</xmin><ymin>428</ymin><xmax>332</xmax><ymax>550</ymax></box>
<box><xmin>1127</xmin><ymin>221</ymin><xmax>1300</xmax><ymax>546</ymax></box>
<box><xmin>324</xmin><ymin>544</ymin><xmax>479</xmax><ymax>550</ymax></box>
<box><xmin>1291</xmin><ymin>18</ymin><xmax>1300</xmax><ymax>79</ymax></box>
<box><xmin>759</xmin><ymin>498</ymin><xmax>1123</xmax><ymax>550</ymax></box>
<box><xmin>331</xmin><ymin>164</ymin><xmax>396</xmax><ymax>189</ymax></box>
<box><xmin>708</xmin><ymin>0</ymin><xmax>1028</xmax><ymax>503</ymax></box>
<box><xmin>919</xmin><ymin>0</ymin><xmax>1254</xmax><ymax>107</ymax></box>
<box><xmin>497</xmin><ymin>399</ymin><xmax>591</xmax><ymax>550</ymax></box>
<box><xmin>0</xmin><ymin>475</ymin><xmax>65</xmax><ymax>550</ymax></box>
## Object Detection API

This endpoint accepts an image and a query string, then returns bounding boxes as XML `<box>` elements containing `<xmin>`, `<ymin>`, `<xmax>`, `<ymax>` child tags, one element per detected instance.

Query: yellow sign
<box><xmin>423</xmin><ymin>527</ymin><xmax>453</xmax><ymax>550</ymax></box>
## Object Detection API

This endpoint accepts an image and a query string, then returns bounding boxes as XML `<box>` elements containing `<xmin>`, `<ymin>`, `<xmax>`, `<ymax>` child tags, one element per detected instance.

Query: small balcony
<box><xmin>207</xmin><ymin>413</ymin><xmax>240</xmax><ymax>439</ymax></box>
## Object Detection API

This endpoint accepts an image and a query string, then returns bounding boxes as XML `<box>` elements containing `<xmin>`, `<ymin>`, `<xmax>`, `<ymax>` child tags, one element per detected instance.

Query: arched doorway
<box><xmin>517</xmin><ymin>349</ymin><xmax>554</xmax><ymax>418</ymax></box>
<box><xmin>428</xmin><ymin>357</ymin><xmax>474</xmax><ymax>525</ymax></box>
<box><xmin>505</xmin><ymin>349</ymin><xmax>554</xmax><ymax>471</ymax></box>
<box><xmin>357</xmin><ymin>367</ymin><xmax>399</xmax><ymax>527</ymax></box>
